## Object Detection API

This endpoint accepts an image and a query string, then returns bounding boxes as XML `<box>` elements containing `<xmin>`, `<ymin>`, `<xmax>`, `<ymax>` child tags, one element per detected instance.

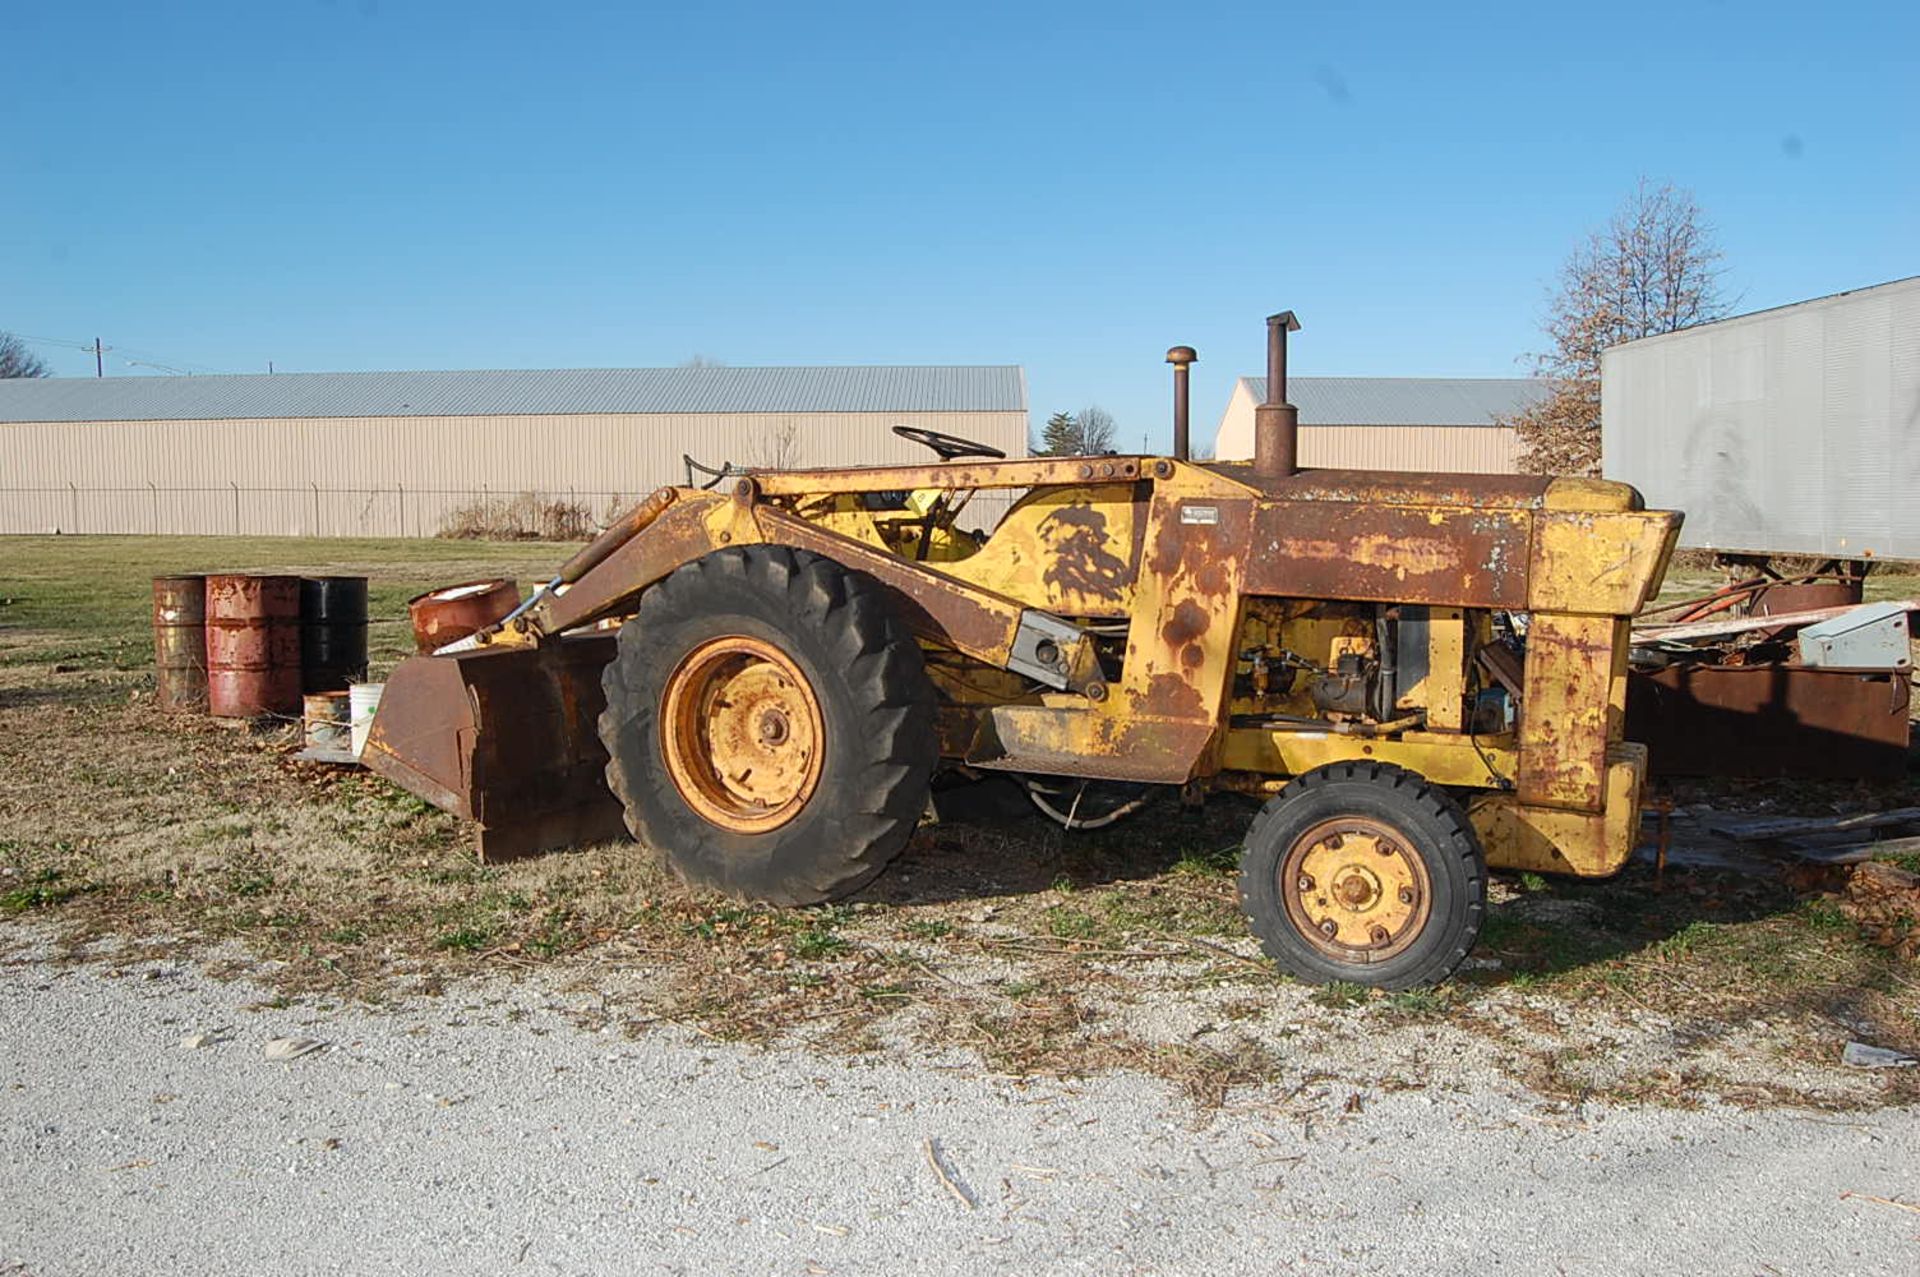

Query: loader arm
<box><xmin>514</xmin><ymin>482</ymin><xmax>1104</xmax><ymax>694</ymax></box>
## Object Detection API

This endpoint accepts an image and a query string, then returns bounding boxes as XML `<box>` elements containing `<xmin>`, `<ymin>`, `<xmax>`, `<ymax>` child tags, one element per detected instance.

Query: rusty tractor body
<box><xmin>365</xmin><ymin>313</ymin><xmax>1681</xmax><ymax>987</ymax></box>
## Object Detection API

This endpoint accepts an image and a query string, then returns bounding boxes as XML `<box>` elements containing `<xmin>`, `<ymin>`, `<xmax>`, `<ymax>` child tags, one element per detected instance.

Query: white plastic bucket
<box><xmin>349</xmin><ymin>682</ymin><xmax>384</xmax><ymax>758</ymax></box>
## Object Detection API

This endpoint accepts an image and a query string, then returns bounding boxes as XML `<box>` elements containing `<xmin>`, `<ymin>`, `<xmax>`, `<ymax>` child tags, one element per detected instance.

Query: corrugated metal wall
<box><xmin>1292</xmin><ymin>424</ymin><xmax>1521</xmax><ymax>473</ymax></box>
<box><xmin>1603</xmin><ymin>276</ymin><xmax>1920</xmax><ymax>559</ymax></box>
<box><xmin>0</xmin><ymin>410</ymin><xmax>1027</xmax><ymax>537</ymax></box>
<box><xmin>1213</xmin><ymin>382</ymin><xmax>1521</xmax><ymax>473</ymax></box>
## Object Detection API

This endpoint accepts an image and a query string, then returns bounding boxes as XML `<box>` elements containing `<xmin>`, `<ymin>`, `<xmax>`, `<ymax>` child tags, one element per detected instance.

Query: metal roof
<box><xmin>0</xmin><ymin>365</ymin><xmax>1028</xmax><ymax>424</ymax></box>
<box><xmin>1240</xmin><ymin>376</ymin><xmax>1547</xmax><ymax>427</ymax></box>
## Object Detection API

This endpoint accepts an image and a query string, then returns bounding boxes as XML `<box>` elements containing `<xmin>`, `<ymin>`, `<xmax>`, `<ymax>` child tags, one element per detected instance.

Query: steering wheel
<box><xmin>892</xmin><ymin>424</ymin><xmax>1007</xmax><ymax>462</ymax></box>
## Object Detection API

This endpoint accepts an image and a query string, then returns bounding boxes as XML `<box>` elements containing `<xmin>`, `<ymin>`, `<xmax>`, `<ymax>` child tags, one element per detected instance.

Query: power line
<box><xmin>11</xmin><ymin>332</ymin><xmax>229</xmax><ymax>376</ymax></box>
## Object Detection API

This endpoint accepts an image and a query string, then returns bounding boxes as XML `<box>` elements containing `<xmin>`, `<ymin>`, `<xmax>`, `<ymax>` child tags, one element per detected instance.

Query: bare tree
<box><xmin>747</xmin><ymin>417</ymin><xmax>800</xmax><ymax>470</ymax></box>
<box><xmin>1</xmin><ymin>332</ymin><xmax>49</xmax><ymax>379</ymax></box>
<box><xmin>1504</xmin><ymin>180</ymin><xmax>1729</xmax><ymax>475</ymax></box>
<box><xmin>1035</xmin><ymin>406</ymin><xmax>1119</xmax><ymax>456</ymax></box>
<box><xmin>681</xmin><ymin>355</ymin><xmax>727</xmax><ymax>368</ymax></box>
<box><xmin>1077</xmin><ymin>405</ymin><xmax>1117</xmax><ymax>454</ymax></box>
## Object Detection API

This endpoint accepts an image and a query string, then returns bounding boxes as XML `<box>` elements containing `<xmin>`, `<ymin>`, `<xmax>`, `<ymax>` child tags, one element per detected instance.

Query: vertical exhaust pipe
<box><xmin>1254</xmin><ymin>310</ymin><xmax>1302</xmax><ymax>478</ymax></box>
<box><xmin>1165</xmin><ymin>345</ymin><xmax>1197</xmax><ymax>461</ymax></box>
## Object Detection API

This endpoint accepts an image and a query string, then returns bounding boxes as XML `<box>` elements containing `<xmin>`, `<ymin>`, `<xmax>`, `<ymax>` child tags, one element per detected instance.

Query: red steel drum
<box><xmin>205</xmin><ymin>574</ymin><xmax>302</xmax><ymax>718</ymax></box>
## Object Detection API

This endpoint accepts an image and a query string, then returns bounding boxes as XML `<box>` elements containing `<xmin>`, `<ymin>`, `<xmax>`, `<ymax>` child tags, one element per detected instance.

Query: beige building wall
<box><xmin>0</xmin><ymin>409</ymin><xmax>1027</xmax><ymax>537</ymax></box>
<box><xmin>1213</xmin><ymin>380</ymin><xmax>1521</xmax><ymax>474</ymax></box>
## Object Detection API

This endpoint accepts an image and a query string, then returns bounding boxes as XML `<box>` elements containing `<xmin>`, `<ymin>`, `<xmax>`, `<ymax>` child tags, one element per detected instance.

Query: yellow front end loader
<box><xmin>365</xmin><ymin>311</ymin><xmax>1680</xmax><ymax>989</ymax></box>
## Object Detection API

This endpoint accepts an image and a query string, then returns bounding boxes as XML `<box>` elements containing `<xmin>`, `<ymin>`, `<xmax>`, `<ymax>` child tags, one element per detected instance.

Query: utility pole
<box><xmin>94</xmin><ymin>338</ymin><xmax>104</xmax><ymax>378</ymax></box>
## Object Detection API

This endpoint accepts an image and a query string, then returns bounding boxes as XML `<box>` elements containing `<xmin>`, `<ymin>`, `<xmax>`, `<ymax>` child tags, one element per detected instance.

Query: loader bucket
<box><xmin>362</xmin><ymin>634</ymin><xmax>630</xmax><ymax>862</ymax></box>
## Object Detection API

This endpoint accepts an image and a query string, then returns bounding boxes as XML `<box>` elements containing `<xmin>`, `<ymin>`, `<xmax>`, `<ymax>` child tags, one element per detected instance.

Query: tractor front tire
<box><xmin>598</xmin><ymin>546</ymin><xmax>937</xmax><ymax>905</ymax></box>
<box><xmin>1238</xmin><ymin>762</ymin><xmax>1485</xmax><ymax>990</ymax></box>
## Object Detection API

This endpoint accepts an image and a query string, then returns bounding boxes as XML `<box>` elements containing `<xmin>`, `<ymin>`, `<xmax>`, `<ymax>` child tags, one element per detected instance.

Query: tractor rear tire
<box><xmin>1238</xmin><ymin>762</ymin><xmax>1485</xmax><ymax>990</ymax></box>
<box><xmin>598</xmin><ymin>546</ymin><xmax>937</xmax><ymax>905</ymax></box>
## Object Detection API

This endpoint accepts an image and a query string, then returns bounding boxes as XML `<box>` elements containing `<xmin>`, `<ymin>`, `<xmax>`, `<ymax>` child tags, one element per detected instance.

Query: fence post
<box><xmin>398</xmin><ymin>483</ymin><xmax>406</xmax><ymax>538</ymax></box>
<box><xmin>311</xmin><ymin>481</ymin><xmax>320</xmax><ymax>536</ymax></box>
<box><xmin>230</xmin><ymin>482</ymin><xmax>240</xmax><ymax>536</ymax></box>
<box><xmin>147</xmin><ymin>481</ymin><xmax>158</xmax><ymax>533</ymax></box>
<box><xmin>68</xmin><ymin>482</ymin><xmax>78</xmax><ymax>534</ymax></box>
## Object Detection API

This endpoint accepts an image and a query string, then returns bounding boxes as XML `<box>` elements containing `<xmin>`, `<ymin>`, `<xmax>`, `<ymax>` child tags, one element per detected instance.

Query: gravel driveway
<box><xmin>3</xmin><ymin>945</ymin><xmax>1916</xmax><ymax>1276</ymax></box>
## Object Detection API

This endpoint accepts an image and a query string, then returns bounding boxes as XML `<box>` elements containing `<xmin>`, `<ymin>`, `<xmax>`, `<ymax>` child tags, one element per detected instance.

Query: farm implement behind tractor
<box><xmin>365</xmin><ymin>311</ymin><xmax>1681</xmax><ymax>988</ymax></box>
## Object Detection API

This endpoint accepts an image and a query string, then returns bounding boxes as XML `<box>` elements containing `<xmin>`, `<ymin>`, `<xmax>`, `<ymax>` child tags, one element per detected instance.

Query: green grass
<box><xmin>0</xmin><ymin>534</ymin><xmax>573</xmax><ymax>675</ymax></box>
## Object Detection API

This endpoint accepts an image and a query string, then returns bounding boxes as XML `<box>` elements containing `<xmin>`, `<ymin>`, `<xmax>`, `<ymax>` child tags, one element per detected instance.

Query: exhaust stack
<box><xmin>1254</xmin><ymin>311</ymin><xmax>1302</xmax><ymax>478</ymax></box>
<box><xmin>1165</xmin><ymin>345</ymin><xmax>1197</xmax><ymax>461</ymax></box>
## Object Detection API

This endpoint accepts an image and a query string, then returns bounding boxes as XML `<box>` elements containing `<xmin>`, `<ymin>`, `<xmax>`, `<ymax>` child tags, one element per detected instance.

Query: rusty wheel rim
<box><xmin>1279</xmin><ymin>817</ymin><xmax>1432</xmax><ymax>962</ymax></box>
<box><xmin>660</xmin><ymin>636</ymin><xmax>825</xmax><ymax>833</ymax></box>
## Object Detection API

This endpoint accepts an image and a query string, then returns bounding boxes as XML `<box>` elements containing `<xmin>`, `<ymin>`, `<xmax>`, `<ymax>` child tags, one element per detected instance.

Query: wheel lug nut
<box><xmin>1369</xmin><ymin>925</ymin><xmax>1390</xmax><ymax>945</ymax></box>
<box><xmin>1319</xmin><ymin>919</ymin><xmax>1338</xmax><ymax>938</ymax></box>
<box><xmin>1297</xmin><ymin>875</ymin><xmax>1315</xmax><ymax>892</ymax></box>
<box><xmin>1325</xmin><ymin>834</ymin><xmax>1344</xmax><ymax>850</ymax></box>
<box><xmin>1398</xmin><ymin>888</ymin><xmax>1414</xmax><ymax>904</ymax></box>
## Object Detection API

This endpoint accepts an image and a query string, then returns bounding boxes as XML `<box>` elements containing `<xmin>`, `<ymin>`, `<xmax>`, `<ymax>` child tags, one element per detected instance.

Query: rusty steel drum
<box><xmin>152</xmin><ymin>575</ymin><xmax>209</xmax><ymax>713</ymax></box>
<box><xmin>407</xmin><ymin>578</ymin><xmax>520</xmax><ymax>652</ymax></box>
<box><xmin>205</xmin><ymin>574</ymin><xmax>302</xmax><ymax>718</ymax></box>
<box><xmin>300</xmin><ymin>576</ymin><xmax>369</xmax><ymax>693</ymax></box>
<box><xmin>1753</xmin><ymin>578</ymin><xmax>1864</xmax><ymax>617</ymax></box>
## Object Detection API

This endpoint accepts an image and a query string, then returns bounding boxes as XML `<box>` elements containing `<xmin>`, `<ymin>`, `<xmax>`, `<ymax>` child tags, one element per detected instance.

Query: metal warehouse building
<box><xmin>1212</xmin><ymin>376</ymin><xmax>1547</xmax><ymax>473</ymax></box>
<box><xmin>0</xmin><ymin>365</ymin><xmax>1028</xmax><ymax>537</ymax></box>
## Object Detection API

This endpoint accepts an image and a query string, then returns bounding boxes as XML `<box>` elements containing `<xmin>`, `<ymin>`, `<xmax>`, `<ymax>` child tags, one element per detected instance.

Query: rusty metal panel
<box><xmin>1528</xmin><ymin>509</ymin><xmax>1682</xmax><ymax>616</ymax></box>
<box><xmin>1627</xmin><ymin>663</ymin><xmax>1912</xmax><ymax>779</ymax></box>
<box><xmin>1243</xmin><ymin>500</ymin><xmax>1534</xmax><ymax>608</ymax></box>
<box><xmin>1517</xmin><ymin>613</ymin><xmax>1625</xmax><ymax>811</ymax></box>
<box><xmin>363</xmin><ymin>636</ymin><xmax>629</xmax><ymax>860</ymax></box>
<box><xmin>1211</xmin><ymin>466</ymin><xmax>1554</xmax><ymax>511</ymax></box>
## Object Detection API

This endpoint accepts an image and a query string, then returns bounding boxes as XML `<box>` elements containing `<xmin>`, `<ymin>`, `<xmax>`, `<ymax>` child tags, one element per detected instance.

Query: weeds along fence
<box><xmin>0</xmin><ymin>483</ymin><xmax>1018</xmax><ymax>540</ymax></box>
<box><xmin>0</xmin><ymin>485</ymin><xmax>635</xmax><ymax>540</ymax></box>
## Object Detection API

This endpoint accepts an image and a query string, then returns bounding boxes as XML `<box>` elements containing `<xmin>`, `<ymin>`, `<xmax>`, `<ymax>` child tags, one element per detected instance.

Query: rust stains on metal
<box><xmin>534</xmin><ymin>496</ymin><xmax>727</xmax><ymax>635</ymax></box>
<box><xmin>1160</xmin><ymin>599</ymin><xmax>1210</xmax><ymax>648</ymax></box>
<box><xmin>363</xmin><ymin>636</ymin><xmax>629</xmax><ymax>861</ymax></box>
<box><xmin>204</xmin><ymin>574</ymin><xmax>302</xmax><ymax>718</ymax></box>
<box><xmin>557</xmin><ymin>486</ymin><xmax>678</xmax><ymax>585</ymax></box>
<box><xmin>1516</xmin><ymin>613</ymin><xmax>1622</xmax><ymax>812</ymax></box>
<box><xmin>1628</xmin><ymin>663</ymin><xmax>1912</xmax><ymax>780</ymax></box>
<box><xmin>753</xmin><ymin>456</ymin><xmax>1146</xmax><ymax>496</ymax></box>
<box><xmin>408</xmin><ymin>579</ymin><xmax>520</xmax><ymax>653</ymax></box>
<box><xmin>1244</xmin><ymin>502</ymin><xmax>1532</xmax><ymax>608</ymax></box>
<box><xmin>152</xmin><ymin>575</ymin><xmax>208</xmax><ymax>713</ymax></box>
<box><xmin>1213</xmin><ymin>466</ymin><xmax>1556</xmax><ymax>510</ymax></box>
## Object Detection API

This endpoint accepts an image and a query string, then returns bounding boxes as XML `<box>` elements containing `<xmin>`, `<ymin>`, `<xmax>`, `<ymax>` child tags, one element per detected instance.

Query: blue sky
<box><xmin>3</xmin><ymin>0</ymin><xmax>1914</xmax><ymax>448</ymax></box>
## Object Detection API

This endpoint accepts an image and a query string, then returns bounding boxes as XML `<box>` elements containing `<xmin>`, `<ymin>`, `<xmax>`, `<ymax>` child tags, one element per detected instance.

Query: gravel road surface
<box><xmin>3</xmin><ymin>948</ymin><xmax>1917</xmax><ymax>1276</ymax></box>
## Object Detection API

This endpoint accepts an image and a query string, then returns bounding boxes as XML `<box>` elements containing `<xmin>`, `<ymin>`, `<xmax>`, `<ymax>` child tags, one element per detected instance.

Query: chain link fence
<box><xmin>0</xmin><ymin>482</ymin><xmax>1016</xmax><ymax>539</ymax></box>
<box><xmin>0</xmin><ymin>485</ymin><xmax>636</xmax><ymax>540</ymax></box>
